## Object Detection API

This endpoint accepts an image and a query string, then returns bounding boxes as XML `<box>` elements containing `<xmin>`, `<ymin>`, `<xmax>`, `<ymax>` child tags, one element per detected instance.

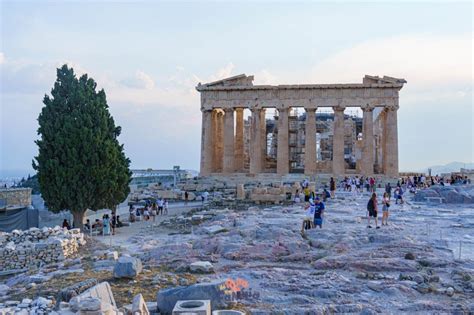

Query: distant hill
<box><xmin>423</xmin><ymin>162</ymin><xmax>474</xmax><ymax>175</ymax></box>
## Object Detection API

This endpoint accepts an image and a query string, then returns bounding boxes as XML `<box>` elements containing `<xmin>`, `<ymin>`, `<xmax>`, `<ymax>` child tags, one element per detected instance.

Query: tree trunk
<box><xmin>72</xmin><ymin>210</ymin><xmax>85</xmax><ymax>230</ymax></box>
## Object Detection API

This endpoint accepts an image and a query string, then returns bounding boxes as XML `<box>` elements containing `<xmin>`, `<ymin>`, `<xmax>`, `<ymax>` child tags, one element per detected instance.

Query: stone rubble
<box><xmin>0</xmin><ymin>226</ymin><xmax>85</xmax><ymax>272</ymax></box>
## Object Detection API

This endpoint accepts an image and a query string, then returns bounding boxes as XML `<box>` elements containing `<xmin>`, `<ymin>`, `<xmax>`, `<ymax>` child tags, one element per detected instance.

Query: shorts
<box><xmin>314</xmin><ymin>218</ymin><xmax>323</xmax><ymax>226</ymax></box>
<box><xmin>369</xmin><ymin>210</ymin><xmax>377</xmax><ymax>218</ymax></box>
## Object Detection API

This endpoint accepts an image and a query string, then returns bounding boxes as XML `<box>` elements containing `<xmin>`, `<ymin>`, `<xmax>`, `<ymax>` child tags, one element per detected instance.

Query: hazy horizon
<box><xmin>1</xmin><ymin>1</ymin><xmax>473</xmax><ymax>175</ymax></box>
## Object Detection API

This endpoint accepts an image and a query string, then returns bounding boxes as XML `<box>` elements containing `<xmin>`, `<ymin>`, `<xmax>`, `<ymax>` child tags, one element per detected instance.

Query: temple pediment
<box><xmin>197</xmin><ymin>74</ymin><xmax>254</xmax><ymax>90</ymax></box>
<box><xmin>363</xmin><ymin>75</ymin><xmax>407</xmax><ymax>85</ymax></box>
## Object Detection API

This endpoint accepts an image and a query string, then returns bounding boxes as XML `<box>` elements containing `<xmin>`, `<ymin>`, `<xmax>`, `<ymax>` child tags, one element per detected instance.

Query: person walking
<box><xmin>330</xmin><ymin>177</ymin><xmax>336</xmax><ymax>199</ymax></box>
<box><xmin>367</xmin><ymin>193</ymin><xmax>379</xmax><ymax>229</ymax></box>
<box><xmin>313</xmin><ymin>197</ymin><xmax>325</xmax><ymax>229</ymax></box>
<box><xmin>381</xmin><ymin>192</ymin><xmax>390</xmax><ymax>226</ymax></box>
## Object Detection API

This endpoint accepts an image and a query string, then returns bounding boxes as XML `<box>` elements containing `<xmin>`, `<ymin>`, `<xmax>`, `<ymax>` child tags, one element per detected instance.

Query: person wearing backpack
<box><xmin>367</xmin><ymin>193</ymin><xmax>379</xmax><ymax>229</ymax></box>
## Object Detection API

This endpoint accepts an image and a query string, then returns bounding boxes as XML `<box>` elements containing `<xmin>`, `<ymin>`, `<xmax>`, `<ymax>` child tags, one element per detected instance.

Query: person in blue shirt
<box><xmin>313</xmin><ymin>197</ymin><xmax>325</xmax><ymax>228</ymax></box>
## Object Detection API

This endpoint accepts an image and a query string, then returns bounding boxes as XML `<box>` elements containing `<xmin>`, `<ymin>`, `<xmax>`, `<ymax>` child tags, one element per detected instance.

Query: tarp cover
<box><xmin>0</xmin><ymin>208</ymin><xmax>39</xmax><ymax>232</ymax></box>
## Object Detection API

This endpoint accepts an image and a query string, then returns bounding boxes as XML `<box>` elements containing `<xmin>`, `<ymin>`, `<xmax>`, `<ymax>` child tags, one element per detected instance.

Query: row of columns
<box><xmin>200</xmin><ymin>105</ymin><xmax>398</xmax><ymax>177</ymax></box>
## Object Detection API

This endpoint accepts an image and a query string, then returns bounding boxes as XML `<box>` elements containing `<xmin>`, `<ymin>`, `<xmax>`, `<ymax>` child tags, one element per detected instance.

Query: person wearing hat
<box><xmin>313</xmin><ymin>197</ymin><xmax>325</xmax><ymax>228</ymax></box>
<box><xmin>301</xmin><ymin>199</ymin><xmax>316</xmax><ymax>233</ymax></box>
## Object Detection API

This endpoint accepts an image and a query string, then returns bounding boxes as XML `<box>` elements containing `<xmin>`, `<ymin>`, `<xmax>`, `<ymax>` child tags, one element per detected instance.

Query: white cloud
<box><xmin>307</xmin><ymin>34</ymin><xmax>473</xmax><ymax>90</ymax></box>
<box><xmin>0</xmin><ymin>52</ymin><xmax>5</xmax><ymax>65</ymax></box>
<box><xmin>121</xmin><ymin>70</ymin><xmax>155</xmax><ymax>90</ymax></box>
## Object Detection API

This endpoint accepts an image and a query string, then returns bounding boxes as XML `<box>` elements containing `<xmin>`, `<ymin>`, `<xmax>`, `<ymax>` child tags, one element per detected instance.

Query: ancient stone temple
<box><xmin>197</xmin><ymin>74</ymin><xmax>406</xmax><ymax>178</ymax></box>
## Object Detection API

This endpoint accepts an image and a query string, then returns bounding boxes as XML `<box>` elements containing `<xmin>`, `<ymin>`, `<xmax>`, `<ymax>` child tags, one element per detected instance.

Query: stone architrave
<box><xmin>277</xmin><ymin>107</ymin><xmax>290</xmax><ymax>175</ymax></box>
<box><xmin>332</xmin><ymin>106</ymin><xmax>345</xmax><ymax>175</ymax></box>
<box><xmin>223</xmin><ymin>108</ymin><xmax>235</xmax><ymax>173</ymax></box>
<box><xmin>361</xmin><ymin>105</ymin><xmax>374</xmax><ymax>175</ymax></box>
<box><xmin>249</xmin><ymin>108</ymin><xmax>262</xmax><ymax>174</ymax></box>
<box><xmin>304</xmin><ymin>108</ymin><xmax>317</xmax><ymax>175</ymax></box>
<box><xmin>234</xmin><ymin>108</ymin><xmax>244</xmax><ymax>172</ymax></box>
<box><xmin>384</xmin><ymin>106</ymin><xmax>399</xmax><ymax>177</ymax></box>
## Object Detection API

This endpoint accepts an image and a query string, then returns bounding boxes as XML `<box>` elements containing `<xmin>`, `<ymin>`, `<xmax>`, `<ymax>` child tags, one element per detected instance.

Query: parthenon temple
<box><xmin>197</xmin><ymin>74</ymin><xmax>406</xmax><ymax>178</ymax></box>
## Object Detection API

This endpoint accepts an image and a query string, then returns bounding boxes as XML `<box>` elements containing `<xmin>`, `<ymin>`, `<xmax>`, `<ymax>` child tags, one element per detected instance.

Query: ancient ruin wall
<box><xmin>0</xmin><ymin>188</ymin><xmax>32</xmax><ymax>208</ymax></box>
<box><xmin>0</xmin><ymin>227</ymin><xmax>85</xmax><ymax>271</ymax></box>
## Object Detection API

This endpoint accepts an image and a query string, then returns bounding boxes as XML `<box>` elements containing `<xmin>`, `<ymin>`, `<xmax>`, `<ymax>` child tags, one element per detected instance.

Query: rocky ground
<box><xmin>1</xmin><ymin>188</ymin><xmax>473</xmax><ymax>314</ymax></box>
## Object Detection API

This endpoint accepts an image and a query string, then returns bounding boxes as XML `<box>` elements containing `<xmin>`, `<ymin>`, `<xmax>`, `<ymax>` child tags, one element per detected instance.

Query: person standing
<box><xmin>381</xmin><ymin>192</ymin><xmax>390</xmax><ymax>226</ymax></box>
<box><xmin>163</xmin><ymin>199</ymin><xmax>169</xmax><ymax>215</ymax></box>
<box><xmin>367</xmin><ymin>193</ymin><xmax>379</xmax><ymax>229</ymax></box>
<box><xmin>103</xmin><ymin>214</ymin><xmax>110</xmax><ymax>235</ymax></box>
<box><xmin>184</xmin><ymin>191</ymin><xmax>189</xmax><ymax>204</ymax></box>
<box><xmin>313</xmin><ymin>197</ymin><xmax>325</xmax><ymax>228</ymax></box>
<box><xmin>330</xmin><ymin>177</ymin><xmax>336</xmax><ymax>199</ymax></box>
<box><xmin>301</xmin><ymin>199</ymin><xmax>315</xmax><ymax>233</ymax></box>
<box><xmin>385</xmin><ymin>182</ymin><xmax>392</xmax><ymax>200</ymax></box>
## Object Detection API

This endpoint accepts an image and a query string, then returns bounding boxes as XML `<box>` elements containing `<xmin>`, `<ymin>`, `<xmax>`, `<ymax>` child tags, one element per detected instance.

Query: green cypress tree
<box><xmin>33</xmin><ymin>65</ymin><xmax>131</xmax><ymax>229</ymax></box>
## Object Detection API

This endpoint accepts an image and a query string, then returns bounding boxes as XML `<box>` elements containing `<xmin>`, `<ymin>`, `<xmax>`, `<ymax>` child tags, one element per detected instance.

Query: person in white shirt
<box><xmin>301</xmin><ymin>199</ymin><xmax>316</xmax><ymax>233</ymax></box>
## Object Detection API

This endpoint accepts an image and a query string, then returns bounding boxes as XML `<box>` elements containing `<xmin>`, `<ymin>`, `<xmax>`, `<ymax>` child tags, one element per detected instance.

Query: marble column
<box><xmin>260</xmin><ymin>109</ymin><xmax>267</xmax><ymax>171</ymax></box>
<box><xmin>234</xmin><ymin>108</ymin><xmax>244</xmax><ymax>172</ymax></box>
<box><xmin>332</xmin><ymin>106</ymin><xmax>345</xmax><ymax>175</ymax></box>
<box><xmin>304</xmin><ymin>108</ymin><xmax>317</xmax><ymax>175</ymax></box>
<box><xmin>277</xmin><ymin>107</ymin><xmax>290</xmax><ymax>175</ymax></box>
<box><xmin>223</xmin><ymin>108</ymin><xmax>235</xmax><ymax>173</ymax></box>
<box><xmin>249</xmin><ymin>108</ymin><xmax>262</xmax><ymax>174</ymax></box>
<box><xmin>212</xmin><ymin>110</ymin><xmax>224</xmax><ymax>173</ymax></box>
<box><xmin>384</xmin><ymin>106</ymin><xmax>399</xmax><ymax>177</ymax></box>
<box><xmin>361</xmin><ymin>106</ymin><xmax>374</xmax><ymax>175</ymax></box>
<box><xmin>200</xmin><ymin>109</ymin><xmax>213</xmax><ymax>176</ymax></box>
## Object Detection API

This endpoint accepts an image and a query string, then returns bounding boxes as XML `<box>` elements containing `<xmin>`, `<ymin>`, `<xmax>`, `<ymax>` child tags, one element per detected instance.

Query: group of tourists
<box><xmin>79</xmin><ymin>213</ymin><xmax>123</xmax><ymax>235</ymax></box>
<box><xmin>129</xmin><ymin>198</ymin><xmax>169</xmax><ymax>222</ymax></box>
<box><xmin>301</xmin><ymin>197</ymin><xmax>325</xmax><ymax>233</ymax></box>
<box><xmin>340</xmin><ymin>176</ymin><xmax>378</xmax><ymax>193</ymax></box>
<box><xmin>399</xmin><ymin>174</ymin><xmax>471</xmax><ymax>190</ymax></box>
<box><xmin>366</xmin><ymin>192</ymin><xmax>392</xmax><ymax>228</ymax></box>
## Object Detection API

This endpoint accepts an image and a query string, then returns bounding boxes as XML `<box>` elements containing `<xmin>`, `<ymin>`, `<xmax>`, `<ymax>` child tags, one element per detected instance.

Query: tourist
<box><xmin>84</xmin><ymin>219</ymin><xmax>91</xmax><ymax>231</ymax></box>
<box><xmin>62</xmin><ymin>219</ymin><xmax>70</xmax><ymax>230</ymax></box>
<box><xmin>355</xmin><ymin>176</ymin><xmax>361</xmax><ymax>193</ymax></box>
<box><xmin>304</xmin><ymin>187</ymin><xmax>311</xmax><ymax>202</ymax></box>
<box><xmin>163</xmin><ymin>199</ymin><xmax>169</xmax><ymax>215</ymax></box>
<box><xmin>394</xmin><ymin>187</ymin><xmax>404</xmax><ymax>204</ymax></box>
<box><xmin>365</xmin><ymin>178</ymin><xmax>370</xmax><ymax>192</ymax></box>
<box><xmin>129</xmin><ymin>206</ymin><xmax>136</xmax><ymax>222</ymax></box>
<box><xmin>151</xmin><ymin>202</ymin><xmax>157</xmax><ymax>221</ymax></box>
<box><xmin>111</xmin><ymin>215</ymin><xmax>117</xmax><ymax>235</ymax></box>
<box><xmin>184</xmin><ymin>191</ymin><xmax>189</xmax><ymax>204</ymax></box>
<box><xmin>157</xmin><ymin>198</ymin><xmax>164</xmax><ymax>215</ymax></box>
<box><xmin>294</xmin><ymin>189</ymin><xmax>301</xmax><ymax>203</ymax></box>
<box><xmin>301</xmin><ymin>199</ymin><xmax>315</xmax><ymax>233</ymax></box>
<box><xmin>143</xmin><ymin>206</ymin><xmax>150</xmax><ymax>221</ymax></box>
<box><xmin>103</xmin><ymin>214</ymin><xmax>110</xmax><ymax>235</ymax></box>
<box><xmin>385</xmin><ymin>182</ymin><xmax>392</xmax><ymax>200</ymax></box>
<box><xmin>381</xmin><ymin>192</ymin><xmax>390</xmax><ymax>226</ymax></box>
<box><xmin>330</xmin><ymin>177</ymin><xmax>336</xmax><ymax>198</ymax></box>
<box><xmin>367</xmin><ymin>193</ymin><xmax>379</xmax><ymax>229</ymax></box>
<box><xmin>322</xmin><ymin>187</ymin><xmax>330</xmax><ymax>202</ymax></box>
<box><xmin>369</xmin><ymin>177</ymin><xmax>376</xmax><ymax>193</ymax></box>
<box><xmin>93</xmin><ymin>218</ymin><xmax>102</xmax><ymax>230</ymax></box>
<box><xmin>313</xmin><ymin>197</ymin><xmax>325</xmax><ymax>229</ymax></box>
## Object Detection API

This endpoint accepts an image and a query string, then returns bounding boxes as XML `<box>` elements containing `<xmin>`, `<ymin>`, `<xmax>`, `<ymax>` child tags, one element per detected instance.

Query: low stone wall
<box><xmin>0</xmin><ymin>188</ymin><xmax>32</xmax><ymax>208</ymax></box>
<box><xmin>0</xmin><ymin>226</ymin><xmax>85</xmax><ymax>271</ymax></box>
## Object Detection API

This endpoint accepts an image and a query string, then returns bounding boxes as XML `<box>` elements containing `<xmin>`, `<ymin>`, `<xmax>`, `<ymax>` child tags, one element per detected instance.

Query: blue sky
<box><xmin>1</xmin><ymin>1</ymin><xmax>472</xmax><ymax>176</ymax></box>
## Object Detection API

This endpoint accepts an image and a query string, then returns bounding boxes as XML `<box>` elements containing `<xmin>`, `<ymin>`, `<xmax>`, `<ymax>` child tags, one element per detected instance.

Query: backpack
<box><xmin>367</xmin><ymin>199</ymin><xmax>374</xmax><ymax>211</ymax></box>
